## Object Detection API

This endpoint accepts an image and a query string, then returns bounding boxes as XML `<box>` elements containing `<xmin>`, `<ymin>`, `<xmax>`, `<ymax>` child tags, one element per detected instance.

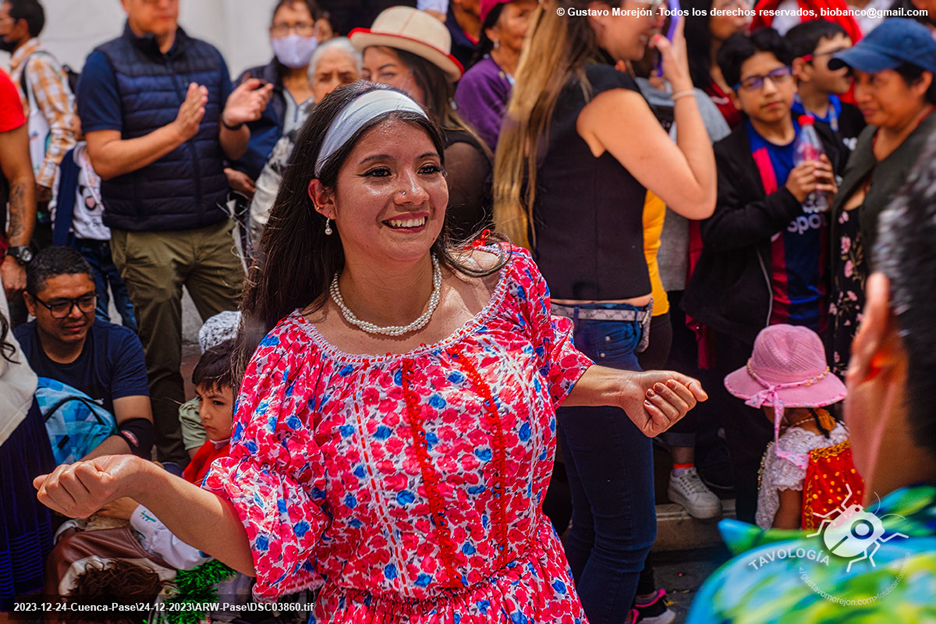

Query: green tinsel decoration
<box><xmin>162</xmin><ymin>559</ymin><xmax>237</xmax><ymax>624</ymax></box>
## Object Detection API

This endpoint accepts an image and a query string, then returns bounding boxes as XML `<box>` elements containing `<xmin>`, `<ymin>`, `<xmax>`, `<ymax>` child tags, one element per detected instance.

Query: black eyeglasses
<box><xmin>32</xmin><ymin>293</ymin><xmax>96</xmax><ymax>319</ymax></box>
<box><xmin>735</xmin><ymin>66</ymin><xmax>793</xmax><ymax>92</ymax></box>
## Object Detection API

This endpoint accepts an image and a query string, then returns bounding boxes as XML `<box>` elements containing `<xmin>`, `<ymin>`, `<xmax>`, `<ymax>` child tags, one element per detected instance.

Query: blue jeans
<box><xmin>75</xmin><ymin>239</ymin><xmax>138</xmax><ymax>332</ymax></box>
<box><xmin>556</xmin><ymin>301</ymin><xmax>655</xmax><ymax>623</ymax></box>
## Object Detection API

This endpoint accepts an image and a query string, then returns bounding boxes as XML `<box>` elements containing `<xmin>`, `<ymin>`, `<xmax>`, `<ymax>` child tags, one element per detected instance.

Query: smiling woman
<box><xmin>34</xmin><ymin>82</ymin><xmax>707</xmax><ymax>624</ymax></box>
<box><xmin>351</xmin><ymin>6</ymin><xmax>495</xmax><ymax>241</ymax></box>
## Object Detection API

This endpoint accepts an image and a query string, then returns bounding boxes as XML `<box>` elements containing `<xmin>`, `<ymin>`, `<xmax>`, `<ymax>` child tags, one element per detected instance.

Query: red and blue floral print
<box><xmin>203</xmin><ymin>247</ymin><xmax>593</xmax><ymax>622</ymax></box>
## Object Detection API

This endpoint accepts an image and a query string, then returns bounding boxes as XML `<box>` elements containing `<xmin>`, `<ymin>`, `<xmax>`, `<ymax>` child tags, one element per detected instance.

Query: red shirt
<box><xmin>705</xmin><ymin>80</ymin><xmax>744</xmax><ymax>130</ymax></box>
<box><xmin>182</xmin><ymin>439</ymin><xmax>230</xmax><ymax>485</ymax></box>
<box><xmin>0</xmin><ymin>69</ymin><xmax>25</xmax><ymax>133</ymax></box>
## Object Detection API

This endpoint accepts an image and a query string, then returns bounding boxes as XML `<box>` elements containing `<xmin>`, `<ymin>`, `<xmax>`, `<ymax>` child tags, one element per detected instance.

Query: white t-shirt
<box><xmin>50</xmin><ymin>142</ymin><xmax>110</xmax><ymax>241</ymax></box>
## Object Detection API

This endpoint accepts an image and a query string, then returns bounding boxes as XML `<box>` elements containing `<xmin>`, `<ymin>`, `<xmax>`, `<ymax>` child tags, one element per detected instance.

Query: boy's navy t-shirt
<box><xmin>14</xmin><ymin>320</ymin><xmax>149</xmax><ymax>414</ymax></box>
<box><xmin>745</xmin><ymin>119</ymin><xmax>829</xmax><ymax>332</ymax></box>
<box><xmin>791</xmin><ymin>94</ymin><xmax>866</xmax><ymax>153</ymax></box>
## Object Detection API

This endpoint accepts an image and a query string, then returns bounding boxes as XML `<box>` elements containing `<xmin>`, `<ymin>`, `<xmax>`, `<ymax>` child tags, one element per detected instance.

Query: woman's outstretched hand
<box><xmin>564</xmin><ymin>366</ymin><xmax>708</xmax><ymax>435</ymax></box>
<box><xmin>34</xmin><ymin>455</ymin><xmax>146</xmax><ymax>519</ymax></box>
<box><xmin>618</xmin><ymin>371</ymin><xmax>708</xmax><ymax>437</ymax></box>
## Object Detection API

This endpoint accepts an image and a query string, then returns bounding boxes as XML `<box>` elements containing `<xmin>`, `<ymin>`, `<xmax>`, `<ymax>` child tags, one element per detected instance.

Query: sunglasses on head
<box><xmin>800</xmin><ymin>47</ymin><xmax>851</xmax><ymax>64</ymax></box>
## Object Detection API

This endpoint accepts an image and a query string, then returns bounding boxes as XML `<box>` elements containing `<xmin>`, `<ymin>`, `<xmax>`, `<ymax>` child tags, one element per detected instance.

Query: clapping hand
<box><xmin>222</xmin><ymin>78</ymin><xmax>274</xmax><ymax>128</ymax></box>
<box><xmin>174</xmin><ymin>82</ymin><xmax>208</xmax><ymax>142</ymax></box>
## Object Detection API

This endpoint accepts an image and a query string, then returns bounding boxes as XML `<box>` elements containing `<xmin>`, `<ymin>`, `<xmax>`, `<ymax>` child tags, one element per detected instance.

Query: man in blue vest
<box><xmin>75</xmin><ymin>0</ymin><xmax>272</xmax><ymax>465</ymax></box>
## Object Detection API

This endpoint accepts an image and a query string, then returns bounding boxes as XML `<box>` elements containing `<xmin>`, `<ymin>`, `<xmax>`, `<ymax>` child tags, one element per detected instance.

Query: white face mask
<box><xmin>272</xmin><ymin>34</ymin><xmax>318</xmax><ymax>69</ymax></box>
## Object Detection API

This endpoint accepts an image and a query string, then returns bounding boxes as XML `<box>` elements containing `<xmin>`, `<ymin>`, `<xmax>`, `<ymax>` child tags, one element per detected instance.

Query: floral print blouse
<box><xmin>831</xmin><ymin>207</ymin><xmax>866</xmax><ymax>378</ymax></box>
<box><xmin>204</xmin><ymin>247</ymin><xmax>594</xmax><ymax>623</ymax></box>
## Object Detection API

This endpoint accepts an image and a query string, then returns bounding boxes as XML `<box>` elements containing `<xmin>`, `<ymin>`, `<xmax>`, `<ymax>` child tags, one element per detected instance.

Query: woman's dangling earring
<box><xmin>493</xmin><ymin>39</ymin><xmax>500</xmax><ymax>50</ymax></box>
<box><xmin>324</xmin><ymin>217</ymin><xmax>333</xmax><ymax>236</ymax></box>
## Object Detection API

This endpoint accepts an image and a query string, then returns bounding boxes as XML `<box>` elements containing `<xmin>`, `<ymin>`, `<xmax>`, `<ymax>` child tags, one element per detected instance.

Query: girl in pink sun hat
<box><xmin>725</xmin><ymin>324</ymin><xmax>864</xmax><ymax>530</ymax></box>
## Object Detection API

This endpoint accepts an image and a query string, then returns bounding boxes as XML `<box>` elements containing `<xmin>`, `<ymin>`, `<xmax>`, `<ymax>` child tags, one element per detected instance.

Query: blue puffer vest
<box><xmin>94</xmin><ymin>24</ymin><xmax>230</xmax><ymax>232</ymax></box>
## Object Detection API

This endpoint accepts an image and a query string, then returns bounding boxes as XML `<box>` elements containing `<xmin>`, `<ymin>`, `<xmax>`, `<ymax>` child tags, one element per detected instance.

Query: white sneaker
<box><xmin>668</xmin><ymin>467</ymin><xmax>722</xmax><ymax>519</ymax></box>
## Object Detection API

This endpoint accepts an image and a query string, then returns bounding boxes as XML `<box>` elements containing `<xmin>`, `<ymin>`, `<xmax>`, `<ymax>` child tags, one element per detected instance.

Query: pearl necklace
<box><xmin>330</xmin><ymin>254</ymin><xmax>442</xmax><ymax>336</ymax></box>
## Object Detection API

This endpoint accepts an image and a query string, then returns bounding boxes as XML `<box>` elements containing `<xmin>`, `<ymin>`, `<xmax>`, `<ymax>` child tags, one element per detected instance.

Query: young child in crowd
<box><xmin>95</xmin><ymin>339</ymin><xmax>236</xmax><ymax>564</ymax></box>
<box><xmin>689</xmin><ymin>27</ymin><xmax>844</xmax><ymax>338</ymax></box>
<box><xmin>46</xmin><ymin>340</ymin><xmax>245</xmax><ymax>615</ymax></box>
<box><xmin>178</xmin><ymin>311</ymin><xmax>241</xmax><ymax>459</ymax></box>
<box><xmin>682</xmin><ymin>28</ymin><xmax>845</xmax><ymax>523</ymax></box>
<box><xmin>787</xmin><ymin>19</ymin><xmax>866</xmax><ymax>154</ymax></box>
<box><xmin>50</xmin><ymin>122</ymin><xmax>137</xmax><ymax>331</ymax></box>
<box><xmin>725</xmin><ymin>325</ymin><xmax>862</xmax><ymax>530</ymax></box>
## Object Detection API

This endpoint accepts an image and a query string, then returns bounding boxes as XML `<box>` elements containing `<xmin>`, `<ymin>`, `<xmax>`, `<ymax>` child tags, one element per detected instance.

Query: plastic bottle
<box><xmin>793</xmin><ymin>114</ymin><xmax>830</xmax><ymax>213</ymax></box>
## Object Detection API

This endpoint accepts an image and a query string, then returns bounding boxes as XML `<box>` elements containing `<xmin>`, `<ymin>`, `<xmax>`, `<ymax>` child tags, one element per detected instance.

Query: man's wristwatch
<box><xmin>6</xmin><ymin>246</ymin><xmax>33</xmax><ymax>265</ymax></box>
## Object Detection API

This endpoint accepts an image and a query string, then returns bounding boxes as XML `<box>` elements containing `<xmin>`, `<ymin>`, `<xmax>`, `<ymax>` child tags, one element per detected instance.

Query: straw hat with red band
<box><xmin>349</xmin><ymin>6</ymin><xmax>464</xmax><ymax>84</ymax></box>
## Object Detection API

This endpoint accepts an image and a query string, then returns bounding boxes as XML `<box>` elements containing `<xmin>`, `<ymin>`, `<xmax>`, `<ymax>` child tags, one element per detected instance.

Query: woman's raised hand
<box><xmin>33</xmin><ymin>455</ymin><xmax>146</xmax><ymax>519</ymax></box>
<box><xmin>651</xmin><ymin>15</ymin><xmax>692</xmax><ymax>93</ymax></box>
<box><xmin>619</xmin><ymin>371</ymin><xmax>708</xmax><ymax>437</ymax></box>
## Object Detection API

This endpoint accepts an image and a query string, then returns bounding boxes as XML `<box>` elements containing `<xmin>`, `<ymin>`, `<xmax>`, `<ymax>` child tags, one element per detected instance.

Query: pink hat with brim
<box><xmin>724</xmin><ymin>325</ymin><xmax>846</xmax><ymax>408</ymax></box>
<box><xmin>349</xmin><ymin>6</ymin><xmax>464</xmax><ymax>83</ymax></box>
<box><xmin>724</xmin><ymin>325</ymin><xmax>847</xmax><ymax>468</ymax></box>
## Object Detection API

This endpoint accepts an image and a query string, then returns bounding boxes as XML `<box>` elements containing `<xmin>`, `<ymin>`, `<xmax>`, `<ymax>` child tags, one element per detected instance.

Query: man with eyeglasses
<box><xmin>683</xmin><ymin>28</ymin><xmax>845</xmax><ymax>524</ymax></box>
<box><xmin>74</xmin><ymin>0</ymin><xmax>274</xmax><ymax>466</ymax></box>
<box><xmin>14</xmin><ymin>246</ymin><xmax>154</xmax><ymax>462</ymax></box>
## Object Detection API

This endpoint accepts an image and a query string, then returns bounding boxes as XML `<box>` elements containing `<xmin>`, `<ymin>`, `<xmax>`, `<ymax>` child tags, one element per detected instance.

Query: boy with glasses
<box><xmin>14</xmin><ymin>246</ymin><xmax>153</xmax><ymax>461</ymax></box>
<box><xmin>683</xmin><ymin>28</ymin><xmax>844</xmax><ymax>522</ymax></box>
<box><xmin>787</xmin><ymin>19</ymin><xmax>866</xmax><ymax>152</ymax></box>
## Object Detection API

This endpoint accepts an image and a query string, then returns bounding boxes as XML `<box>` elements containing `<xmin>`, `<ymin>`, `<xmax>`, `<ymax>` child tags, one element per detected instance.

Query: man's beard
<box><xmin>0</xmin><ymin>36</ymin><xmax>19</xmax><ymax>53</ymax></box>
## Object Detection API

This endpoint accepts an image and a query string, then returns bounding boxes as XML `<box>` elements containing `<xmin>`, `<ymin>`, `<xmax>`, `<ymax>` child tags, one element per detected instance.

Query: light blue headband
<box><xmin>314</xmin><ymin>90</ymin><xmax>428</xmax><ymax>177</ymax></box>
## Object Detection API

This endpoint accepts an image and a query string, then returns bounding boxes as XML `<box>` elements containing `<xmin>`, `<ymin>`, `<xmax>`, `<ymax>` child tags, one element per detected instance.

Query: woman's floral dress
<box><xmin>203</xmin><ymin>247</ymin><xmax>594</xmax><ymax>623</ymax></box>
<box><xmin>830</xmin><ymin>207</ymin><xmax>866</xmax><ymax>378</ymax></box>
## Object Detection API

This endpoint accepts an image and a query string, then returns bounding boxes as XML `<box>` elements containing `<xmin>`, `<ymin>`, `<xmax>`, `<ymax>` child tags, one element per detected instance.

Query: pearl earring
<box><xmin>324</xmin><ymin>218</ymin><xmax>333</xmax><ymax>236</ymax></box>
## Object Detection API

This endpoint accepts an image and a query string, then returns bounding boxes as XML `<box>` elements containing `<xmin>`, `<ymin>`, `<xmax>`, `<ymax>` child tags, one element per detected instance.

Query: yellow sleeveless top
<box><xmin>643</xmin><ymin>191</ymin><xmax>670</xmax><ymax>317</ymax></box>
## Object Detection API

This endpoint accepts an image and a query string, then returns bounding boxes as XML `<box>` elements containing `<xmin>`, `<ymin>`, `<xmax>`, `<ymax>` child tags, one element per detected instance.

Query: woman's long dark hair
<box><xmin>236</xmin><ymin>82</ymin><xmax>505</xmax><ymax>378</ymax></box>
<box><xmin>472</xmin><ymin>3</ymin><xmax>506</xmax><ymax>65</ymax></box>
<box><xmin>392</xmin><ymin>49</ymin><xmax>492</xmax><ymax>160</ymax></box>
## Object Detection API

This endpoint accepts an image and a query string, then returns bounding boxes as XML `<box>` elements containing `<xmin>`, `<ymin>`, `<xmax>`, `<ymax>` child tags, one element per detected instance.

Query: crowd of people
<box><xmin>1</xmin><ymin>0</ymin><xmax>935</xmax><ymax>622</ymax></box>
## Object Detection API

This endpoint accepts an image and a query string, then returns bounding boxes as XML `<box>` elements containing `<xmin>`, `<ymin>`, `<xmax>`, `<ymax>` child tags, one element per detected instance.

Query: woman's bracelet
<box><xmin>671</xmin><ymin>90</ymin><xmax>696</xmax><ymax>102</ymax></box>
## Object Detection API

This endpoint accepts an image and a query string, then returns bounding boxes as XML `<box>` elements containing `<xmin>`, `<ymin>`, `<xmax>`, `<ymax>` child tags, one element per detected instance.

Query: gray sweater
<box><xmin>636</xmin><ymin>78</ymin><xmax>732</xmax><ymax>292</ymax></box>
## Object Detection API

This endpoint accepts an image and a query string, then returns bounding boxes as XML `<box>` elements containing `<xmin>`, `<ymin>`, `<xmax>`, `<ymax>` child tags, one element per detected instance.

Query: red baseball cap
<box><xmin>480</xmin><ymin>0</ymin><xmax>511</xmax><ymax>24</ymax></box>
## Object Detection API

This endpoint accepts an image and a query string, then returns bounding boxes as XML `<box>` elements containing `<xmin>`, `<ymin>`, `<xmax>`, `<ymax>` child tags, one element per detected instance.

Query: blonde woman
<box><xmin>494</xmin><ymin>2</ymin><xmax>717</xmax><ymax>621</ymax></box>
